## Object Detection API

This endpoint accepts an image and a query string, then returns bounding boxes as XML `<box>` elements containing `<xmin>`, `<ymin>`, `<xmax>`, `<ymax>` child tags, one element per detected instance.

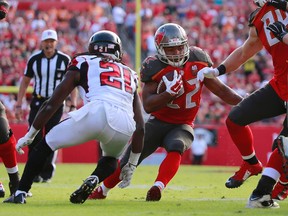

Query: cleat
<box><xmin>225</xmin><ymin>161</ymin><xmax>263</xmax><ymax>188</ymax></box>
<box><xmin>42</xmin><ymin>178</ymin><xmax>51</xmax><ymax>183</ymax></box>
<box><xmin>3</xmin><ymin>193</ymin><xmax>26</xmax><ymax>204</ymax></box>
<box><xmin>272</xmin><ymin>181</ymin><xmax>288</xmax><ymax>201</ymax></box>
<box><xmin>247</xmin><ymin>194</ymin><xmax>279</xmax><ymax>208</ymax></box>
<box><xmin>26</xmin><ymin>191</ymin><xmax>33</xmax><ymax>198</ymax></box>
<box><xmin>33</xmin><ymin>176</ymin><xmax>43</xmax><ymax>183</ymax></box>
<box><xmin>70</xmin><ymin>175</ymin><xmax>99</xmax><ymax>204</ymax></box>
<box><xmin>276</xmin><ymin>136</ymin><xmax>288</xmax><ymax>176</ymax></box>
<box><xmin>146</xmin><ymin>186</ymin><xmax>161</xmax><ymax>201</ymax></box>
<box><xmin>88</xmin><ymin>186</ymin><xmax>106</xmax><ymax>200</ymax></box>
<box><xmin>0</xmin><ymin>182</ymin><xmax>5</xmax><ymax>198</ymax></box>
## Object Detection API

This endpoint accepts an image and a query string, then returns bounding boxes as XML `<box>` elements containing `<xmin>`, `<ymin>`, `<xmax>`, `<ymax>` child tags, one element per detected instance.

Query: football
<box><xmin>156</xmin><ymin>71</ymin><xmax>175</xmax><ymax>94</ymax></box>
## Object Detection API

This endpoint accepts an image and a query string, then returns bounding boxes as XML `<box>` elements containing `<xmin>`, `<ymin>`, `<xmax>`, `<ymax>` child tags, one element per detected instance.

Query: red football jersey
<box><xmin>141</xmin><ymin>46</ymin><xmax>212</xmax><ymax>126</ymax></box>
<box><xmin>250</xmin><ymin>4</ymin><xmax>288</xmax><ymax>100</ymax></box>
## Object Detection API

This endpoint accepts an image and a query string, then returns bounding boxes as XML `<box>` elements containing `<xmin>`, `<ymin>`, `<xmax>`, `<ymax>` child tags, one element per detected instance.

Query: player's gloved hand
<box><xmin>197</xmin><ymin>67</ymin><xmax>219</xmax><ymax>82</ymax></box>
<box><xmin>0</xmin><ymin>0</ymin><xmax>9</xmax><ymax>20</ymax></box>
<box><xmin>118</xmin><ymin>162</ymin><xmax>137</xmax><ymax>188</ymax></box>
<box><xmin>267</xmin><ymin>21</ymin><xmax>288</xmax><ymax>42</ymax></box>
<box><xmin>16</xmin><ymin>126</ymin><xmax>39</xmax><ymax>154</ymax></box>
<box><xmin>163</xmin><ymin>70</ymin><xmax>183</xmax><ymax>97</ymax></box>
<box><xmin>268</xmin><ymin>0</ymin><xmax>288</xmax><ymax>11</ymax></box>
<box><xmin>16</xmin><ymin>136</ymin><xmax>33</xmax><ymax>155</ymax></box>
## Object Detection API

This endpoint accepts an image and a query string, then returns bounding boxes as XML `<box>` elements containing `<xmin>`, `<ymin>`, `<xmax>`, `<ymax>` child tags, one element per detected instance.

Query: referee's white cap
<box><xmin>41</xmin><ymin>29</ymin><xmax>58</xmax><ymax>41</ymax></box>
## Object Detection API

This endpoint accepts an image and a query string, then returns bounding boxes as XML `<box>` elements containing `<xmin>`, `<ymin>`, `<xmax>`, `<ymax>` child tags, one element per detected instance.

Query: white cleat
<box><xmin>247</xmin><ymin>194</ymin><xmax>279</xmax><ymax>208</ymax></box>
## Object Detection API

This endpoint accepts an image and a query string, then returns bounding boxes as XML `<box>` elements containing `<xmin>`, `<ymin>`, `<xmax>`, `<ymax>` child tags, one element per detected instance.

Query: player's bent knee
<box><xmin>166</xmin><ymin>141</ymin><xmax>185</xmax><ymax>154</ymax></box>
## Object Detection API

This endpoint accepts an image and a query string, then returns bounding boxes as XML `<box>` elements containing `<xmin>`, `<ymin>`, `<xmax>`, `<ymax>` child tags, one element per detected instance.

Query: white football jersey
<box><xmin>46</xmin><ymin>54</ymin><xmax>139</xmax><ymax>156</ymax></box>
<box><xmin>69</xmin><ymin>54</ymin><xmax>138</xmax><ymax>110</ymax></box>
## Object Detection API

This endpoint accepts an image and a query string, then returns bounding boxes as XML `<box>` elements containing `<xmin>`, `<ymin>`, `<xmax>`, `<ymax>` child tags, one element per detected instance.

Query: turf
<box><xmin>0</xmin><ymin>164</ymin><xmax>287</xmax><ymax>216</ymax></box>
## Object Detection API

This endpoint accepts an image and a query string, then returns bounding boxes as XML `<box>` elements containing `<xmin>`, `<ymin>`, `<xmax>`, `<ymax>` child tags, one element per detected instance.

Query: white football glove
<box><xmin>163</xmin><ymin>70</ymin><xmax>183</xmax><ymax>96</ymax></box>
<box><xmin>16</xmin><ymin>135</ymin><xmax>33</xmax><ymax>154</ymax></box>
<box><xmin>196</xmin><ymin>67</ymin><xmax>219</xmax><ymax>82</ymax></box>
<box><xmin>16</xmin><ymin>126</ymin><xmax>39</xmax><ymax>155</ymax></box>
<box><xmin>118</xmin><ymin>162</ymin><xmax>136</xmax><ymax>188</ymax></box>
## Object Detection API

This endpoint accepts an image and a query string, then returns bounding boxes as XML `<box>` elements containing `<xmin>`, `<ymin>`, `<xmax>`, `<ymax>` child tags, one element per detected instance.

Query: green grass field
<box><xmin>0</xmin><ymin>164</ymin><xmax>287</xmax><ymax>216</ymax></box>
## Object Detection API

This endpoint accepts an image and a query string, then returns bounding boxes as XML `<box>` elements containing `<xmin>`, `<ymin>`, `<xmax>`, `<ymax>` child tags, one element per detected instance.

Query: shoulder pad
<box><xmin>140</xmin><ymin>56</ymin><xmax>166</xmax><ymax>82</ymax></box>
<box><xmin>189</xmin><ymin>46</ymin><xmax>213</xmax><ymax>67</ymax></box>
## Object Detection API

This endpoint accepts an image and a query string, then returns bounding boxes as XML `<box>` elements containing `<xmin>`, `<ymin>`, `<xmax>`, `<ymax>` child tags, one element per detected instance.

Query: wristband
<box><xmin>26</xmin><ymin>126</ymin><xmax>40</xmax><ymax>139</ymax></box>
<box><xmin>128</xmin><ymin>152</ymin><xmax>141</xmax><ymax>166</ymax></box>
<box><xmin>217</xmin><ymin>64</ymin><xmax>226</xmax><ymax>75</ymax></box>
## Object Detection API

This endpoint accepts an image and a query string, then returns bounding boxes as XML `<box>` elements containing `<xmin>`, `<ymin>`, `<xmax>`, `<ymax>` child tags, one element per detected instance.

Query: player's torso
<box><xmin>70</xmin><ymin>54</ymin><xmax>138</xmax><ymax>107</ymax></box>
<box><xmin>141</xmin><ymin>47</ymin><xmax>212</xmax><ymax>125</ymax></box>
<box><xmin>251</xmin><ymin>4</ymin><xmax>288</xmax><ymax>100</ymax></box>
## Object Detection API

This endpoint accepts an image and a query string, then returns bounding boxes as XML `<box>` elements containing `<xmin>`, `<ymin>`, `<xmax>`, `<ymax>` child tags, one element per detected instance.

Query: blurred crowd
<box><xmin>0</xmin><ymin>0</ymin><xmax>284</xmax><ymax>126</ymax></box>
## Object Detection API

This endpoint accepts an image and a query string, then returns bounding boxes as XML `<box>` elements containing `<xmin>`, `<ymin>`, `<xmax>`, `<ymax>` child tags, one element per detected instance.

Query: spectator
<box><xmin>15</xmin><ymin>29</ymin><xmax>76</xmax><ymax>183</ymax></box>
<box><xmin>191</xmin><ymin>133</ymin><xmax>208</xmax><ymax>165</ymax></box>
<box><xmin>0</xmin><ymin>0</ymin><xmax>282</xmax><ymax>126</ymax></box>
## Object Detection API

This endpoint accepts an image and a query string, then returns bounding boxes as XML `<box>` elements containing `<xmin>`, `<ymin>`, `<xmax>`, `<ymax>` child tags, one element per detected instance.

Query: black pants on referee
<box><xmin>28</xmin><ymin>96</ymin><xmax>63</xmax><ymax>181</ymax></box>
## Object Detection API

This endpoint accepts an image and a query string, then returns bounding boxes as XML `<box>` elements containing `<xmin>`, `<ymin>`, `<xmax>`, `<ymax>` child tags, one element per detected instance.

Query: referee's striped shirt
<box><xmin>24</xmin><ymin>49</ymin><xmax>71</xmax><ymax>98</ymax></box>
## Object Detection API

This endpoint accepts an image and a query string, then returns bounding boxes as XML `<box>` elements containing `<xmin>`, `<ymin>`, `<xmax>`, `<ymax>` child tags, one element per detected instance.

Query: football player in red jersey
<box><xmin>0</xmin><ymin>0</ymin><xmax>20</xmax><ymax>198</ymax></box>
<box><xmin>197</xmin><ymin>0</ymin><xmax>288</xmax><ymax>208</ymax></box>
<box><xmin>88</xmin><ymin>23</ymin><xmax>243</xmax><ymax>201</ymax></box>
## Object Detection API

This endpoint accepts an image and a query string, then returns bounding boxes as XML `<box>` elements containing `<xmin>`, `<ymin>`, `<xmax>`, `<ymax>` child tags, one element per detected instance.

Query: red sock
<box><xmin>155</xmin><ymin>152</ymin><xmax>181</xmax><ymax>187</ymax></box>
<box><xmin>266</xmin><ymin>149</ymin><xmax>284</xmax><ymax>174</ymax></box>
<box><xmin>103</xmin><ymin>160</ymin><xmax>121</xmax><ymax>189</ymax></box>
<box><xmin>226</xmin><ymin>117</ymin><xmax>254</xmax><ymax>157</ymax></box>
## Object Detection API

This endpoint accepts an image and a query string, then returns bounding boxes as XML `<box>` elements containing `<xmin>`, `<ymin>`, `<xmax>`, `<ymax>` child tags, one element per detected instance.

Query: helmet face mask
<box><xmin>88</xmin><ymin>30</ymin><xmax>123</xmax><ymax>61</ymax></box>
<box><xmin>154</xmin><ymin>23</ymin><xmax>189</xmax><ymax>67</ymax></box>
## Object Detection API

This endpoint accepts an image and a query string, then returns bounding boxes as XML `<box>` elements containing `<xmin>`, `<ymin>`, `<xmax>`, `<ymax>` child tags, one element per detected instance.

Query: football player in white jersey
<box><xmin>3</xmin><ymin>30</ymin><xmax>144</xmax><ymax>204</ymax></box>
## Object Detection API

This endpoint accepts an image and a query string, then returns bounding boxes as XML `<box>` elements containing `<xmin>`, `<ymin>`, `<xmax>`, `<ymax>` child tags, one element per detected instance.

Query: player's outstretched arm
<box><xmin>204</xmin><ymin>77</ymin><xmax>243</xmax><ymax>106</ymax></box>
<box><xmin>118</xmin><ymin>92</ymin><xmax>144</xmax><ymax>189</ymax></box>
<box><xmin>16</xmin><ymin>70</ymin><xmax>80</xmax><ymax>154</ymax></box>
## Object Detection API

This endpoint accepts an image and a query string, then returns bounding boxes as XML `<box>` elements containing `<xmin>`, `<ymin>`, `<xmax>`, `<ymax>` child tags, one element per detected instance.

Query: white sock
<box><xmin>101</xmin><ymin>184</ymin><xmax>110</xmax><ymax>196</ymax></box>
<box><xmin>154</xmin><ymin>181</ymin><xmax>165</xmax><ymax>191</ymax></box>
<box><xmin>15</xmin><ymin>190</ymin><xmax>26</xmax><ymax>196</ymax></box>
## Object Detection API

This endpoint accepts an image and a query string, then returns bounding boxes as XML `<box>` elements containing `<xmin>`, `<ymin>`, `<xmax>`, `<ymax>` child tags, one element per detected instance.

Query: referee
<box><xmin>15</xmin><ymin>29</ymin><xmax>77</xmax><ymax>183</ymax></box>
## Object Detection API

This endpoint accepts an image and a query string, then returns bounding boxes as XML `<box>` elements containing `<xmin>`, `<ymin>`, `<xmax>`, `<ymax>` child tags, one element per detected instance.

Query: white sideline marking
<box><xmin>185</xmin><ymin>198</ymin><xmax>247</xmax><ymax>201</ymax></box>
<box><xmin>129</xmin><ymin>184</ymin><xmax>212</xmax><ymax>190</ymax></box>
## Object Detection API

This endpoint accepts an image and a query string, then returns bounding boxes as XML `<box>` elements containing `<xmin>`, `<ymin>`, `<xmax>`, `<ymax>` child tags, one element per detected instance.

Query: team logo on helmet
<box><xmin>155</xmin><ymin>31</ymin><xmax>165</xmax><ymax>46</ymax></box>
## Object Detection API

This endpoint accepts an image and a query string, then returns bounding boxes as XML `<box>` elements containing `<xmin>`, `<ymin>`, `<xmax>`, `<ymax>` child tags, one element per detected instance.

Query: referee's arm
<box><xmin>32</xmin><ymin>70</ymin><xmax>80</xmax><ymax>130</ymax></box>
<box><xmin>15</xmin><ymin>76</ymin><xmax>32</xmax><ymax>120</ymax></box>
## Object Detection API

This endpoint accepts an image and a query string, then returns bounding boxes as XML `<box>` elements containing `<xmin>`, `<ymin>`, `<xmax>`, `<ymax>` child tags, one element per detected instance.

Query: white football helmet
<box><xmin>254</xmin><ymin>0</ymin><xmax>268</xmax><ymax>7</ymax></box>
